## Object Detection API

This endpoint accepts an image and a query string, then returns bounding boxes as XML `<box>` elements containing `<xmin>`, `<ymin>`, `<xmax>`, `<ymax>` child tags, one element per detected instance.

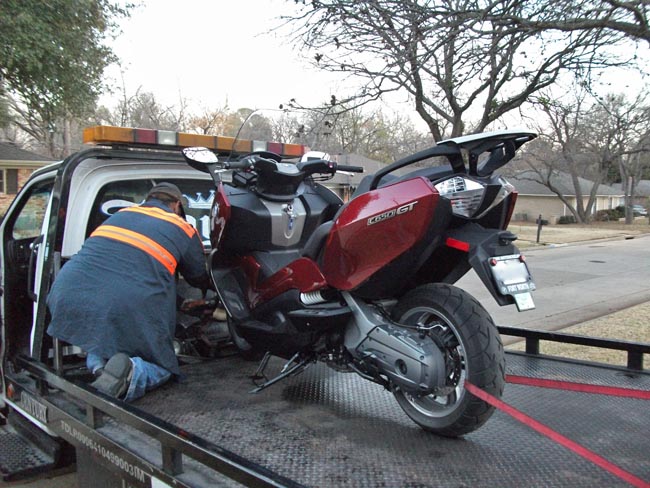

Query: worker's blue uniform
<box><xmin>46</xmin><ymin>199</ymin><xmax>208</xmax><ymax>377</ymax></box>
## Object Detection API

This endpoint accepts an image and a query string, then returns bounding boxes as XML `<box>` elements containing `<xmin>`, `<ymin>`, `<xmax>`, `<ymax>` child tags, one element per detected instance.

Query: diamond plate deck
<box><xmin>0</xmin><ymin>423</ymin><xmax>55</xmax><ymax>481</ymax></box>
<box><xmin>134</xmin><ymin>352</ymin><xmax>650</xmax><ymax>487</ymax></box>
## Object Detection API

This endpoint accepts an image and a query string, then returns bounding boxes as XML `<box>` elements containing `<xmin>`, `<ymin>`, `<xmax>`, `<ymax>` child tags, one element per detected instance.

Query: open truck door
<box><xmin>1</xmin><ymin>169</ymin><xmax>56</xmax><ymax>384</ymax></box>
<box><xmin>0</xmin><ymin>166</ymin><xmax>69</xmax><ymax>480</ymax></box>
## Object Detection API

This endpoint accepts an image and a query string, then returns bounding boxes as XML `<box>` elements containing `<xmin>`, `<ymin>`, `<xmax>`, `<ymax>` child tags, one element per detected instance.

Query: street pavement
<box><xmin>457</xmin><ymin>234</ymin><xmax>650</xmax><ymax>332</ymax></box>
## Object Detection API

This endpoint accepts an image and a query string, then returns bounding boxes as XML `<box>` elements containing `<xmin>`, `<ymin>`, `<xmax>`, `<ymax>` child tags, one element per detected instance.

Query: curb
<box><xmin>519</xmin><ymin>231</ymin><xmax>650</xmax><ymax>252</ymax></box>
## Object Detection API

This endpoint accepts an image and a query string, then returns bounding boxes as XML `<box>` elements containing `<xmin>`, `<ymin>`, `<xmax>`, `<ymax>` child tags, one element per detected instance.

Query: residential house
<box><xmin>0</xmin><ymin>142</ymin><xmax>56</xmax><ymax>214</ymax></box>
<box><xmin>506</xmin><ymin>171</ymin><xmax>625</xmax><ymax>223</ymax></box>
<box><xmin>611</xmin><ymin>180</ymin><xmax>650</xmax><ymax>210</ymax></box>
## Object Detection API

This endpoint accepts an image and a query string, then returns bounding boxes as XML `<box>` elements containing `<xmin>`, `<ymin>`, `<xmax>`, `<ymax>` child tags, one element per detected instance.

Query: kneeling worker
<box><xmin>47</xmin><ymin>182</ymin><xmax>211</xmax><ymax>401</ymax></box>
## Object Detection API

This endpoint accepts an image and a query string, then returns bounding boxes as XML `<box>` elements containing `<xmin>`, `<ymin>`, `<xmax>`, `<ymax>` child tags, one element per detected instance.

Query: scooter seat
<box><xmin>301</xmin><ymin>221</ymin><xmax>334</xmax><ymax>262</ymax></box>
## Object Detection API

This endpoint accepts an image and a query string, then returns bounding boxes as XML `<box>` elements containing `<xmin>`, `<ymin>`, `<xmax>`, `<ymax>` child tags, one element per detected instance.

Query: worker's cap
<box><xmin>146</xmin><ymin>182</ymin><xmax>184</xmax><ymax>202</ymax></box>
<box><xmin>146</xmin><ymin>182</ymin><xmax>187</xmax><ymax>218</ymax></box>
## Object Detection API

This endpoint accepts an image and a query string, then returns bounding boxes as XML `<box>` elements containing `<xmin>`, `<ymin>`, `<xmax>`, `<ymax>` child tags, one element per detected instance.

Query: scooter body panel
<box><xmin>321</xmin><ymin>177</ymin><xmax>439</xmax><ymax>290</ymax></box>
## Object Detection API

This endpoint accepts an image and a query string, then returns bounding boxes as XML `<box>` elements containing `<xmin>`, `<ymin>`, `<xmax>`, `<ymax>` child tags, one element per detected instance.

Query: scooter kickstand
<box><xmin>250</xmin><ymin>353</ymin><xmax>313</xmax><ymax>394</ymax></box>
<box><xmin>250</xmin><ymin>351</ymin><xmax>272</xmax><ymax>382</ymax></box>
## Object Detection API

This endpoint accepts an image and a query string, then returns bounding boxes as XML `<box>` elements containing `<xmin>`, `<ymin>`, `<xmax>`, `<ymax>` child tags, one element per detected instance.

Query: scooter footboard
<box><xmin>444</xmin><ymin>224</ymin><xmax>535</xmax><ymax>311</ymax></box>
<box><xmin>210</xmin><ymin>266</ymin><xmax>251</xmax><ymax>321</ymax></box>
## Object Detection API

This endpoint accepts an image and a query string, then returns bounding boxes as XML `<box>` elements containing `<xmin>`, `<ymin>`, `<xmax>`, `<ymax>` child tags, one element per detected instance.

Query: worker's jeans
<box><xmin>87</xmin><ymin>353</ymin><xmax>171</xmax><ymax>402</ymax></box>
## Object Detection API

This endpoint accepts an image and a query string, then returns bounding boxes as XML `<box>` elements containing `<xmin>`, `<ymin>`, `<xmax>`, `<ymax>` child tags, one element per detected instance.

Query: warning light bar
<box><xmin>82</xmin><ymin>125</ymin><xmax>308</xmax><ymax>158</ymax></box>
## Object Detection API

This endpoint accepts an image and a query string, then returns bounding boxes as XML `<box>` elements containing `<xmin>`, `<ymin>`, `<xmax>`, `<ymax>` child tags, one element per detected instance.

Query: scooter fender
<box><xmin>444</xmin><ymin>223</ymin><xmax>535</xmax><ymax>307</ymax></box>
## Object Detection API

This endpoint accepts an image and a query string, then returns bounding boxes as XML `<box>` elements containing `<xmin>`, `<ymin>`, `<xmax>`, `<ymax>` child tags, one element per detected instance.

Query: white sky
<box><xmin>101</xmin><ymin>1</ymin><xmax>648</xmax><ymax>132</ymax></box>
<box><xmin>101</xmin><ymin>0</ymin><xmax>362</xmax><ymax>113</ymax></box>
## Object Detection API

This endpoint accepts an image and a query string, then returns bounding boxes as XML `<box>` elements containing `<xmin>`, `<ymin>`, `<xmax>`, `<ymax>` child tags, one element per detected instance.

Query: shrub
<box><xmin>594</xmin><ymin>209</ymin><xmax>624</xmax><ymax>221</ymax></box>
<box><xmin>558</xmin><ymin>215</ymin><xmax>577</xmax><ymax>224</ymax></box>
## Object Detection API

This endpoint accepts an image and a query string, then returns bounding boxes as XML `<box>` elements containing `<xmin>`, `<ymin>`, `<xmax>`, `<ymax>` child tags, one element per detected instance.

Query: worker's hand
<box><xmin>180</xmin><ymin>298</ymin><xmax>208</xmax><ymax>313</ymax></box>
<box><xmin>212</xmin><ymin>307</ymin><xmax>227</xmax><ymax>321</ymax></box>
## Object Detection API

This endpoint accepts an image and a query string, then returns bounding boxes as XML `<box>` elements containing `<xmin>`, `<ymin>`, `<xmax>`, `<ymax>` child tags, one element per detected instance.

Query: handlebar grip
<box><xmin>225</xmin><ymin>159</ymin><xmax>254</xmax><ymax>170</ymax></box>
<box><xmin>336</xmin><ymin>164</ymin><xmax>364</xmax><ymax>173</ymax></box>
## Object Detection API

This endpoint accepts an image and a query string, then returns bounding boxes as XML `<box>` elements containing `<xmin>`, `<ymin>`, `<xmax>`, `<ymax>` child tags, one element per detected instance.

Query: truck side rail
<box><xmin>11</xmin><ymin>355</ymin><xmax>304</xmax><ymax>488</ymax></box>
<box><xmin>498</xmin><ymin>325</ymin><xmax>650</xmax><ymax>371</ymax></box>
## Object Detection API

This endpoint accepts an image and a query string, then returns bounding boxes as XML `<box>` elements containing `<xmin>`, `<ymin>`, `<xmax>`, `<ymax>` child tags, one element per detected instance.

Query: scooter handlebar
<box><xmin>336</xmin><ymin>164</ymin><xmax>364</xmax><ymax>173</ymax></box>
<box><xmin>225</xmin><ymin>158</ymin><xmax>256</xmax><ymax>170</ymax></box>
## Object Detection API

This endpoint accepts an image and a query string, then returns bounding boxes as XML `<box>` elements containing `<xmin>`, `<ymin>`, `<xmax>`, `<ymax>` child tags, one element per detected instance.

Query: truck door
<box><xmin>1</xmin><ymin>173</ymin><xmax>55</xmax><ymax>373</ymax></box>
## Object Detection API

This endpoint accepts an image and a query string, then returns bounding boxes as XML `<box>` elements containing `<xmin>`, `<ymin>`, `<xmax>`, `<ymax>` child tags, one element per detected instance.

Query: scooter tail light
<box><xmin>503</xmin><ymin>191</ymin><xmax>518</xmax><ymax>228</ymax></box>
<box><xmin>435</xmin><ymin>176</ymin><xmax>485</xmax><ymax>218</ymax></box>
<box><xmin>434</xmin><ymin>176</ymin><xmax>516</xmax><ymax>220</ymax></box>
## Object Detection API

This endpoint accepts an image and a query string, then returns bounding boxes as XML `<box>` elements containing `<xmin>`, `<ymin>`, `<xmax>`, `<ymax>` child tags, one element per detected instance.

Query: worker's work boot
<box><xmin>90</xmin><ymin>353</ymin><xmax>133</xmax><ymax>399</ymax></box>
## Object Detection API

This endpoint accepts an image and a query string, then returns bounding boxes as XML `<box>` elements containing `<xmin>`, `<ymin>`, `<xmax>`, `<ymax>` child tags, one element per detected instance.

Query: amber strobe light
<box><xmin>82</xmin><ymin>125</ymin><xmax>307</xmax><ymax>158</ymax></box>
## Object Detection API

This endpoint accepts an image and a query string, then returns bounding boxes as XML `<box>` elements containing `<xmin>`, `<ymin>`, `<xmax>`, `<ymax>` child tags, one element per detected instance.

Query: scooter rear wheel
<box><xmin>391</xmin><ymin>283</ymin><xmax>505</xmax><ymax>437</ymax></box>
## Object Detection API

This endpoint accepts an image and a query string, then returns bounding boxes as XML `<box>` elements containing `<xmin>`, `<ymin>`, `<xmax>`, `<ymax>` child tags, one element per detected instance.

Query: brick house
<box><xmin>0</xmin><ymin>142</ymin><xmax>56</xmax><ymax>215</ymax></box>
<box><xmin>507</xmin><ymin>171</ymin><xmax>625</xmax><ymax>223</ymax></box>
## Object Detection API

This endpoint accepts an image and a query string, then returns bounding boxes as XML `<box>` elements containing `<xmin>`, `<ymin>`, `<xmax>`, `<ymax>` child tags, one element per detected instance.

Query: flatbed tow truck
<box><xmin>1</xmin><ymin>127</ymin><xmax>648</xmax><ymax>488</ymax></box>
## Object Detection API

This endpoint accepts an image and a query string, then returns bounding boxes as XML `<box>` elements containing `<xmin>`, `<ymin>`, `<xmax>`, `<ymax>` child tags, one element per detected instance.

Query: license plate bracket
<box><xmin>489</xmin><ymin>254</ymin><xmax>536</xmax><ymax>311</ymax></box>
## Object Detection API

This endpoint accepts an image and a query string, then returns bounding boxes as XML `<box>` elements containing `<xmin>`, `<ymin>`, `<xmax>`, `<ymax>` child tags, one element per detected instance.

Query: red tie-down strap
<box><xmin>465</xmin><ymin>380</ymin><xmax>650</xmax><ymax>488</ymax></box>
<box><xmin>505</xmin><ymin>375</ymin><xmax>650</xmax><ymax>400</ymax></box>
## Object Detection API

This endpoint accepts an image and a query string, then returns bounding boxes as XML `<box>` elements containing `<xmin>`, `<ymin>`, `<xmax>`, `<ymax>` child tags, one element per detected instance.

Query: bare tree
<box><xmin>185</xmin><ymin>105</ymin><xmax>232</xmax><ymax>135</ymax></box>
<box><xmin>282</xmin><ymin>0</ymin><xmax>644</xmax><ymax>140</ymax></box>
<box><xmin>472</xmin><ymin>0</ymin><xmax>650</xmax><ymax>44</ymax></box>
<box><xmin>521</xmin><ymin>89</ymin><xmax>650</xmax><ymax>223</ymax></box>
<box><xmin>590</xmin><ymin>93</ymin><xmax>650</xmax><ymax>222</ymax></box>
<box><xmin>289</xmin><ymin>104</ymin><xmax>430</xmax><ymax>162</ymax></box>
<box><xmin>7</xmin><ymin>96</ymin><xmax>94</xmax><ymax>158</ymax></box>
<box><xmin>95</xmin><ymin>88</ymin><xmax>187</xmax><ymax>131</ymax></box>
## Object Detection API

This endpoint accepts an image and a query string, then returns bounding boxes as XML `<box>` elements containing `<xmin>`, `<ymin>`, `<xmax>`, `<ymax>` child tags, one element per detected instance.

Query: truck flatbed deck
<box><xmin>6</xmin><ymin>329</ymin><xmax>649</xmax><ymax>488</ymax></box>
<box><xmin>134</xmin><ymin>351</ymin><xmax>649</xmax><ymax>487</ymax></box>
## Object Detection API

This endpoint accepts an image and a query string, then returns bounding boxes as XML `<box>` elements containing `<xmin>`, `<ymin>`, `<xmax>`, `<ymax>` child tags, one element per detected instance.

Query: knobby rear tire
<box><xmin>391</xmin><ymin>283</ymin><xmax>505</xmax><ymax>437</ymax></box>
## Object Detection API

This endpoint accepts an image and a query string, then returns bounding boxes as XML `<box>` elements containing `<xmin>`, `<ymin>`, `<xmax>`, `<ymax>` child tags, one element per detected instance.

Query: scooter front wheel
<box><xmin>391</xmin><ymin>283</ymin><xmax>505</xmax><ymax>437</ymax></box>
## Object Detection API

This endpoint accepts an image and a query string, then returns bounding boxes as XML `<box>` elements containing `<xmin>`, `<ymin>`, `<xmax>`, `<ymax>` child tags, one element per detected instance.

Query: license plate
<box><xmin>513</xmin><ymin>292</ymin><xmax>535</xmax><ymax>311</ymax></box>
<box><xmin>489</xmin><ymin>254</ymin><xmax>536</xmax><ymax>311</ymax></box>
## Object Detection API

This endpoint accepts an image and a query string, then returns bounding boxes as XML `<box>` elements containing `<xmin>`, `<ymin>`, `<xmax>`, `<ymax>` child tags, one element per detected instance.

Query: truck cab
<box><xmin>0</xmin><ymin>126</ymin><xmax>308</xmax><ymax>484</ymax></box>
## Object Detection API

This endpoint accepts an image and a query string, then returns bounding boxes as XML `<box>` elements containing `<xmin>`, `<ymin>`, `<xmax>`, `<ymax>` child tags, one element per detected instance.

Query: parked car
<box><xmin>631</xmin><ymin>204</ymin><xmax>648</xmax><ymax>216</ymax></box>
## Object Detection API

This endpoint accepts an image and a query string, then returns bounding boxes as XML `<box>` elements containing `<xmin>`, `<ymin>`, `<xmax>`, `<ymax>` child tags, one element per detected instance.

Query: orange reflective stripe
<box><xmin>119</xmin><ymin>206</ymin><xmax>196</xmax><ymax>238</ymax></box>
<box><xmin>91</xmin><ymin>225</ymin><xmax>177</xmax><ymax>275</ymax></box>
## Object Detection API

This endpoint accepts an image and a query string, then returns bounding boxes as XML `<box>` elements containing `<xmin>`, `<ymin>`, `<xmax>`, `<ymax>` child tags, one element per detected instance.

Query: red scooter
<box><xmin>182</xmin><ymin>130</ymin><xmax>536</xmax><ymax>437</ymax></box>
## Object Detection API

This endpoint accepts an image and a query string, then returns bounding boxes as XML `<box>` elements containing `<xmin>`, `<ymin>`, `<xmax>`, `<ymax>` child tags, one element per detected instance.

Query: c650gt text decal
<box><xmin>367</xmin><ymin>201</ymin><xmax>418</xmax><ymax>226</ymax></box>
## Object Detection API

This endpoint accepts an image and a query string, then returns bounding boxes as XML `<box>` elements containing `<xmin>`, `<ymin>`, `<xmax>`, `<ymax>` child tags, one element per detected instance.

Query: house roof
<box><xmin>507</xmin><ymin>170</ymin><xmax>623</xmax><ymax>197</ymax></box>
<box><xmin>637</xmin><ymin>180</ymin><xmax>650</xmax><ymax>197</ymax></box>
<box><xmin>611</xmin><ymin>180</ymin><xmax>650</xmax><ymax>197</ymax></box>
<box><xmin>0</xmin><ymin>141</ymin><xmax>56</xmax><ymax>166</ymax></box>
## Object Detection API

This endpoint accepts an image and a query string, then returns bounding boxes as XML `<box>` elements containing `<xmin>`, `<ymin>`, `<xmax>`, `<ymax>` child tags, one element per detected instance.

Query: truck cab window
<box><xmin>85</xmin><ymin>178</ymin><xmax>214</xmax><ymax>247</ymax></box>
<box><xmin>11</xmin><ymin>184</ymin><xmax>52</xmax><ymax>240</ymax></box>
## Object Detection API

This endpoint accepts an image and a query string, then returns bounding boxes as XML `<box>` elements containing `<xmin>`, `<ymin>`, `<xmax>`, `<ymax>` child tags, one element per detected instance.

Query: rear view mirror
<box><xmin>182</xmin><ymin>147</ymin><xmax>219</xmax><ymax>167</ymax></box>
